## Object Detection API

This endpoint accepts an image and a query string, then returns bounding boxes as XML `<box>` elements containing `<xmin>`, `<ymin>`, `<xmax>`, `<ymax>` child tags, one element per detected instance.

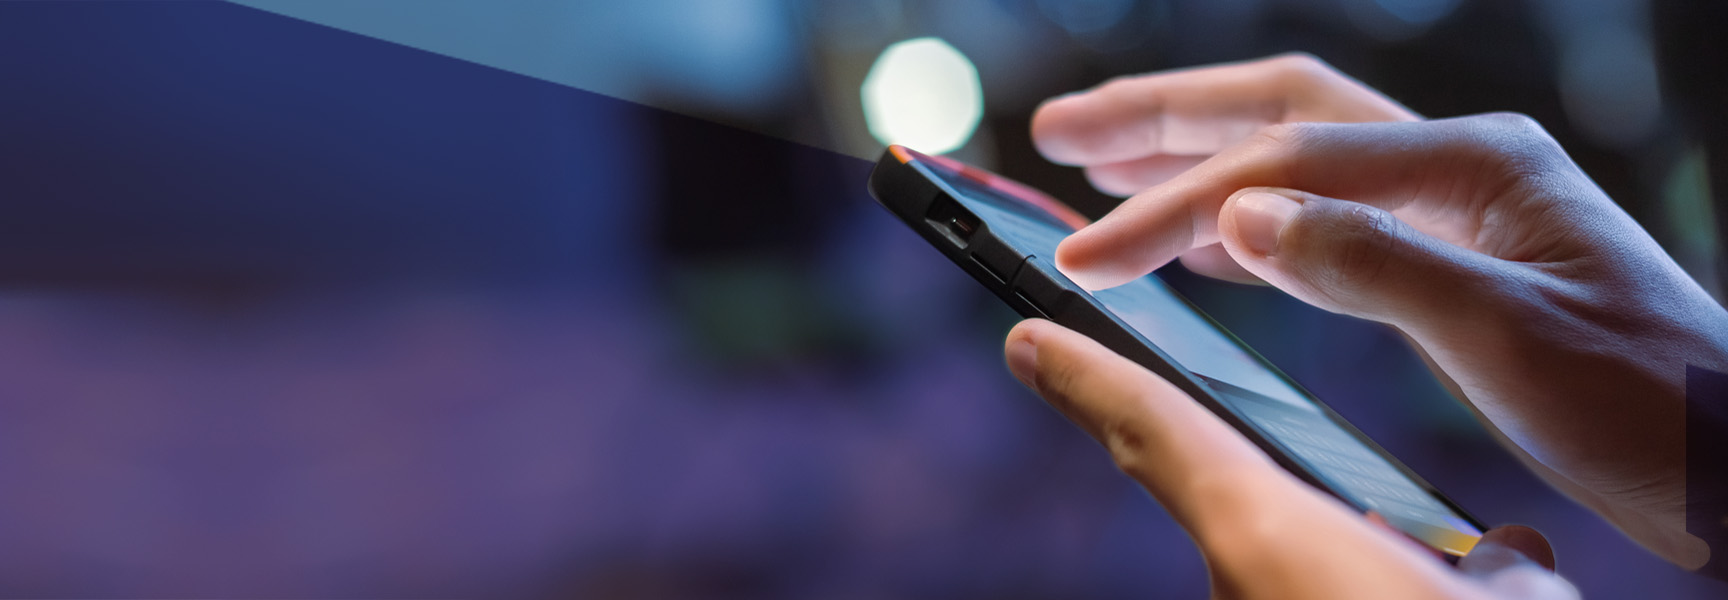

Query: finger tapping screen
<box><xmin>918</xmin><ymin>159</ymin><xmax>1482</xmax><ymax>556</ymax></box>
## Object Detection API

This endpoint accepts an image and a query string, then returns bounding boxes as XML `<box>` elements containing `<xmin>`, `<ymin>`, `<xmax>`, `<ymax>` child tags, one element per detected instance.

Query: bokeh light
<box><xmin>860</xmin><ymin>37</ymin><xmax>983</xmax><ymax>155</ymax></box>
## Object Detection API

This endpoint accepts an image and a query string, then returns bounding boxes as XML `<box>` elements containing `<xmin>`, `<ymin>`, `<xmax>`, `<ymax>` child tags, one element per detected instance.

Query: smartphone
<box><xmin>868</xmin><ymin>145</ymin><xmax>1485</xmax><ymax>558</ymax></box>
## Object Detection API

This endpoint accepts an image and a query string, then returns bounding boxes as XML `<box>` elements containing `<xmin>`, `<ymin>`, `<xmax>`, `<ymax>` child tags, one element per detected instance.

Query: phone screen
<box><xmin>916</xmin><ymin>158</ymin><xmax>1484</xmax><ymax>556</ymax></box>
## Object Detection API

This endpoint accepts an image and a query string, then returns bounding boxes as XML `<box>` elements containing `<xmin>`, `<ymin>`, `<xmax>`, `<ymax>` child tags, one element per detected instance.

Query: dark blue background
<box><xmin>0</xmin><ymin>1</ymin><xmax>1720</xmax><ymax>597</ymax></box>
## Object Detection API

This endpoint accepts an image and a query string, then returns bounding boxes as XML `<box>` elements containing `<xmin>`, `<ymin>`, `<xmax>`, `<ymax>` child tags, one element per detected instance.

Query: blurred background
<box><xmin>0</xmin><ymin>0</ymin><xmax>1724</xmax><ymax>597</ymax></box>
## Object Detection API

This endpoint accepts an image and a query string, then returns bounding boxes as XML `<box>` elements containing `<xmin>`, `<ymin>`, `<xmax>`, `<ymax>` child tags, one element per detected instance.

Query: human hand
<box><xmin>1005</xmin><ymin>319</ymin><xmax>1578</xmax><ymax>599</ymax></box>
<box><xmin>1031</xmin><ymin>55</ymin><xmax>1728</xmax><ymax>569</ymax></box>
<box><xmin>1033</xmin><ymin>53</ymin><xmax>1418</xmax><ymax>283</ymax></box>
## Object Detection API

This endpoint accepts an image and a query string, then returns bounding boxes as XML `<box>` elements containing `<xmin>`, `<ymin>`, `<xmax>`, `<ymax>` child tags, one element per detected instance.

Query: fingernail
<box><xmin>1006</xmin><ymin>337</ymin><xmax>1038</xmax><ymax>389</ymax></box>
<box><xmin>1233</xmin><ymin>192</ymin><xmax>1302</xmax><ymax>255</ymax></box>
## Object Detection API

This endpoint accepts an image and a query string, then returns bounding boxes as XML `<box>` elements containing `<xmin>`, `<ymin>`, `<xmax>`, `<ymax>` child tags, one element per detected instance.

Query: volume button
<box><xmin>969</xmin><ymin>236</ymin><xmax>1026</xmax><ymax>286</ymax></box>
<box><xmin>1010</xmin><ymin>256</ymin><xmax>1079</xmax><ymax>319</ymax></box>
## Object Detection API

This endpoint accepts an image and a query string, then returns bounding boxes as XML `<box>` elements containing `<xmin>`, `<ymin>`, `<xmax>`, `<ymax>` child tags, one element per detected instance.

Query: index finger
<box><xmin>1054</xmin><ymin>114</ymin><xmax>1545</xmax><ymax>290</ymax></box>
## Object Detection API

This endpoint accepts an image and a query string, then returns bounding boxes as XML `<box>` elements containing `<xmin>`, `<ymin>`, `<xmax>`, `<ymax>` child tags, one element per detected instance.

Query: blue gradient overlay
<box><xmin>0</xmin><ymin>1</ymin><xmax>1721</xmax><ymax>598</ymax></box>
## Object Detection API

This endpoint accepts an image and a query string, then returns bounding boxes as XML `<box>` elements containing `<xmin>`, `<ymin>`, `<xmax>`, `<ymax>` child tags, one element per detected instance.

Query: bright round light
<box><xmin>860</xmin><ymin>37</ymin><xmax>983</xmax><ymax>155</ymax></box>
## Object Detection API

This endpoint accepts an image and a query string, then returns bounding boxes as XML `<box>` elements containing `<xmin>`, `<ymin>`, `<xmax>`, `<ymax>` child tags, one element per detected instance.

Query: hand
<box><xmin>1033</xmin><ymin>53</ymin><xmax>1418</xmax><ymax>283</ymax></box>
<box><xmin>1031</xmin><ymin>55</ymin><xmax>1728</xmax><ymax>570</ymax></box>
<box><xmin>1005</xmin><ymin>319</ymin><xmax>1578</xmax><ymax>599</ymax></box>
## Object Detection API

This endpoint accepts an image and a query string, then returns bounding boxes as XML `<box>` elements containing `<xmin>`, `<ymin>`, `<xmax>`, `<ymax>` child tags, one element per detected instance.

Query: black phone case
<box><xmin>866</xmin><ymin>148</ymin><xmax>1487</xmax><ymax>544</ymax></box>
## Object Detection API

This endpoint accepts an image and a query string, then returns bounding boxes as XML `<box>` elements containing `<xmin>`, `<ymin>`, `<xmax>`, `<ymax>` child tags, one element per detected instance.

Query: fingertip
<box><xmin>1005</xmin><ymin>325</ymin><xmax>1039</xmax><ymax>390</ymax></box>
<box><xmin>1030</xmin><ymin>94</ymin><xmax>1092</xmax><ymax>166</ymax></box>
<box><xmin>1005</xmin><ymin>319</ymin><xmax>1096</xmax><ymax>403</ymax></box>
<box><xmin>1005</xmin><ymin>317</ymin><xmax>1056</xmax><ymax>348</ymax></box>
<box><xmin>1015</xmin><ymin>318</ymin><xmax>1097</xmax><ymax>351</ymax></box>
<box><xmin>1056</xmin><ymin>184</ymin><xmax>1201</xmax><ymax>291</ymax></box>
<box><xmin>1053</xmin><ymin>240</ymin><xmax>1134</xmax><ymax>291</ymax></box>
<box><xmin>1004</xmin><ymin>319</ymin><xmax>1072</xmax><ymax>374</ymax></box>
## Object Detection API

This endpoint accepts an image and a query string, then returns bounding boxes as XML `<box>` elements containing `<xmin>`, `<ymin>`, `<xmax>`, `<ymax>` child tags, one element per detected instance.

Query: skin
<box><xmin>1006</xmin><ymin>319</ymin><xmax>1575</xmax><ymax>599</ymax></box>
<box><xmin>1005</xmin><ymin>53</ymin><xmax>1728</xmax><ymax>596</ymax></box>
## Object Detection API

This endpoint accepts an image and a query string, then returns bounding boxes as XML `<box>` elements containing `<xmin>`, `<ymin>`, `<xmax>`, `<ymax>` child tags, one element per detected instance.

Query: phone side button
<box><xmin>970</xmin><ymin>237</ymin><xmax>1026</xmax><ymax>286</ymax></box>
<box><xmin>1014</xmin><ymin>290</ymin><xmax>1052</xmax><ymax>319</ymax></box>
<box><xmin>1010</xmin><ymin>256</ymin><xmax>1081</xmax><ymax>319</ymax></box>
<box><xmin>970</xmin><ymin>254</ymin><xmax>1009</xmax><ymax>285</ymax></box>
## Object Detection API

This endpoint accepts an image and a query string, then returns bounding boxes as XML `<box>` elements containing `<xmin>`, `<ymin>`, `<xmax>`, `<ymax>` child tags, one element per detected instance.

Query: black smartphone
<box><xmin>868</xmin><ymin>145</ymin><xmax>1485</xmax><ymax>558</ymax></box>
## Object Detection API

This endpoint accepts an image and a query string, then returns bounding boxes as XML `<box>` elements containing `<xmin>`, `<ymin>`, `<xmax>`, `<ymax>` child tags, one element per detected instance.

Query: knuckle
<box><xmin>1266</xmin><ymin>52</ymin><xmax>1341</xmax><ymax>94</ymax></box>
<box><xmin>1250</xmin><ymin>121</ymin><xmax>1313</xmax><ymax>147</ymax></box>
<box><xmin>1243</xmin><ymin>122</ymin><xmax>1322</xmax><ymax>181</ymax></box>
<box><xmin>1102</xmin><ymin>416</ymin><xmax>1154</xmax><ymax>476</ymax></box>
<box><xmin>1478</xmin><ymin>110</ymin><xmax>1544</xmax><ymax>134</ymax></box>
<box><xmin>1463</xmin><ymin>112</ymin><xmax>1566</xmax><ymax>174</ymax></box>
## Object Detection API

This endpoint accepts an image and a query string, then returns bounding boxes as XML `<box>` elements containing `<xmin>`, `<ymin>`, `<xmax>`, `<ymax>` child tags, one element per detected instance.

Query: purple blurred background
<box><xmin>0</xmin><ymin>1</ymin><xmax>1725</xmax><ymax>597</ymax></box>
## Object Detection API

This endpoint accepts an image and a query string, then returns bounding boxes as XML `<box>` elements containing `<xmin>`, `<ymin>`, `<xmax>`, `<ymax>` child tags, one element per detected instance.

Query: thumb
<box><xmin>1460</xmin><ymin>525</ymin><xmax>1556</xmax><ymax>574</ymax></box>
<box><xmin>1217</xmin><ymin>187</ymin><xmax>1504</xmax><ymax>328</ymax></box>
